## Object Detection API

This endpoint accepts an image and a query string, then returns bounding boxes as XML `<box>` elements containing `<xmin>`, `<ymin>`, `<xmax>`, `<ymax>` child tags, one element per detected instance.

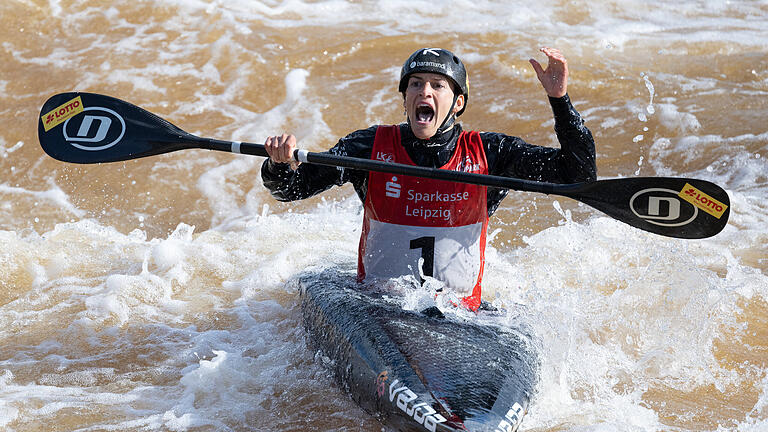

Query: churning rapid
<box><xmin>1</xmin><ymin>1</ymin><xmax>766</xmax><ymax>431</ymax></box>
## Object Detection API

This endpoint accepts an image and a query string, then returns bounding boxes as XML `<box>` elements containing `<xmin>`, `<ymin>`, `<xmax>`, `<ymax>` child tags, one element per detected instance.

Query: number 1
<box><xmin>409</xmin><ymin>236</ymin><xmax>435</xmax><ymax>280</ymax></box>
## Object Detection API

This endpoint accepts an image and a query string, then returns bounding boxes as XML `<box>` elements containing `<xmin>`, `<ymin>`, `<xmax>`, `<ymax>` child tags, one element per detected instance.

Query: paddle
<box><xmin>38</xmin><ymin>92</ymin><xmax>730</xmax><ymax>239</ymax></box>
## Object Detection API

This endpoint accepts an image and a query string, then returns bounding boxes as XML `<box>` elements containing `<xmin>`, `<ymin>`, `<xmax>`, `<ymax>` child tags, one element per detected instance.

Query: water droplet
<box><xmin>642</xmin><ymin>73</ymin><xmax>655</xmax><ymax>116</ymax></box>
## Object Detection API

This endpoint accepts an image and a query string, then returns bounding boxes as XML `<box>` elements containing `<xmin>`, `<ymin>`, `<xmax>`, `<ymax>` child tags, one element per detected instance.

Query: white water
<box><xmin>1</xmin><ymin>0</ymin><xmax>767</xmax><ymax>431</ymax></box>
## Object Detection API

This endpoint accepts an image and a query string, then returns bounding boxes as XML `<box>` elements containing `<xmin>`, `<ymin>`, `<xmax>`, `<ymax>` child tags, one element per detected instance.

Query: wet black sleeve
<box><xmin>483</xmin><ymin>94</ymin><xmax>596</xmax><ymax>182</ymax></box>
<box><xmin>260</xmin><ymin>126</ymin><xmax>377</xmax><ymax>202</ymax></box>
<box><xmin>481</xmin><ymin>94</ymin><xmax>597</xmax><ymax>215</ymax></box>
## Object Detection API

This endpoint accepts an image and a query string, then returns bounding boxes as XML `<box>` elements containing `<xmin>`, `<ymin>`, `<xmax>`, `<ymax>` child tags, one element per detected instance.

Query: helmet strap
<box><xmin>435</xmin><ymin>93</ymin><xmax>459</xmax><ymax>135</ymax></box>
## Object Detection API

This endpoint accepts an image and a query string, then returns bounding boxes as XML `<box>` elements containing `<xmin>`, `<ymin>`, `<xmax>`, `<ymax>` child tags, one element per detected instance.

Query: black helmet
<box><xmin>399</xmin><ymin>48</ymin><xmax>469</xmax><ymax>117</ymax></box>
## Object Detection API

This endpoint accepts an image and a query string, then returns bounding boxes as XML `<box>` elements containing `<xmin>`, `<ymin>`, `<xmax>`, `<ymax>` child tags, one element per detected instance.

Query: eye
<box><xmin>432</xmin><ymin>80</ymin><xmax>450</xmax><ymax>90</ymax></box>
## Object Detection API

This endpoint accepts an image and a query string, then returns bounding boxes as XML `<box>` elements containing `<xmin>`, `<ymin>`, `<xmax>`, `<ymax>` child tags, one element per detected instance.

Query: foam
<box><xmin>0</xmin><ymin>207</ymin><xmax>359</xmax><ymax>427</ymax></box>
<box><xmin>649</xmin><ymin>131</ymin><xmax>768</xmax><ymax>189</ymax></box>
<box><xmin>482</xmin><ymin>214</ymin><xmax>768</xmax><ymax>429</ymax></box>
<box><xmin>3</xmin><ymin>0</ymin><xmax>767</xmax><ymax>430</ymax></box>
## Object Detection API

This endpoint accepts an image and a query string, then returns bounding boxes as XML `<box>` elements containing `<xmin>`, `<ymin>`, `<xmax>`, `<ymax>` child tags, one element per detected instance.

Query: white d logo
<box><xmin>645</xmin><ymin>196</ymin><xmax>681</xmax><ymax>220</ymax></box>
<box><xmin>630</xmin><ymin>188</ymin><xmax>698</xmax><ymax>227</ymax></box>
<box><xmin>63</xmin><ymin>107</ymin><xmax>126</xmax><ymax>151</ymax></box>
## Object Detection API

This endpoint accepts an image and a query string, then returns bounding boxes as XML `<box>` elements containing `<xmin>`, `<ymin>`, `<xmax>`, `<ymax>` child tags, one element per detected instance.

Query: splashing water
<box><xmin>1</xmin><ymin>0</ymin><xmax>767</xmax><ymax>431</ymax></box>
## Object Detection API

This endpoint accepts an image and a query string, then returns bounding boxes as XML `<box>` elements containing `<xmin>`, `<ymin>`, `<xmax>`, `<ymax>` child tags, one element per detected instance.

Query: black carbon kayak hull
<box><xmin>299</xmin><ymin>268</ymin><xmax>539</xmax><ymax>432</ymax></box>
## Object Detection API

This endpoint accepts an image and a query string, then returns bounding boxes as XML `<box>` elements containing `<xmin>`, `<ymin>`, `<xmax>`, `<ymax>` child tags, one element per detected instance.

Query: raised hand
<box><xmin>529</xmin><ymin>47</ymin><xmax>568</xmax><ymax>98</ymax></box>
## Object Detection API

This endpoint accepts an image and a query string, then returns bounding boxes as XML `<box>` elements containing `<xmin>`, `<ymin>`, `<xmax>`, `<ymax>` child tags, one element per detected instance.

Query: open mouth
<box><xmin>415</xmin><ymin>104</ymin><xmax>434</xmax><ymax>124</ymax></box>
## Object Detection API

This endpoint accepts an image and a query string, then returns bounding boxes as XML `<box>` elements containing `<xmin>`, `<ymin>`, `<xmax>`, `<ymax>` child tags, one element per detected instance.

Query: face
<box><xmin>404</xmin><ymin>73</ymin><xmax>464</xmax><ymax>140</ymax></box>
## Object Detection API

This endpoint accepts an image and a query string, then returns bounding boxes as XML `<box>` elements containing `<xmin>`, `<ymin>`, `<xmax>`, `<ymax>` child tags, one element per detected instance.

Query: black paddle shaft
<box><xmin>38</xmin><ymin>92</ymin><xmax>731</xmax><ymax>239</ymax></box>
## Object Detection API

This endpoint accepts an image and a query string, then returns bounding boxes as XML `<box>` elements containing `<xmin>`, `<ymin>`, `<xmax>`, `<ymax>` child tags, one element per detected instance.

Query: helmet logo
<box><xmin>408</xmin><ymin>48</ymin><xmax>449</xmax><ymax>72</ymax></box>
<box><xmin>410</xmin><ymin>49</ymin><xmax>442</xmax><ymax>69</ymax></box>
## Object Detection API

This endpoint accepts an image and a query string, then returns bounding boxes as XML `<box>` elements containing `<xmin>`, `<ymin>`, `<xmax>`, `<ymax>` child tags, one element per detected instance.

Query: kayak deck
<box><xmin>298</xmin><ymin>268</ymin><xmax>539</xmax><ymax>432</ymax></box>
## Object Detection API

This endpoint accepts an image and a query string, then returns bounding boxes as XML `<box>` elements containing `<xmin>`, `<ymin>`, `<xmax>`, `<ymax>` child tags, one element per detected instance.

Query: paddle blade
<box><xmin>571</xmin><ymin>177</ymin><xmax>730</xmax><ymax>239</ymax></box>
<box><xmin>38</xmin><ymin>92</ymin><xmax>196</xmax><ymax>164</ymax></box>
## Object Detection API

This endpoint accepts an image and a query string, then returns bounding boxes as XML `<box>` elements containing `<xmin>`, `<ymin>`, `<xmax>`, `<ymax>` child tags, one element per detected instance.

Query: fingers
<box><xmin>265</xmin><ymin>133</ymin><xmax>295</xmax><ymax>163</ymax></box>
<box><xmin>535</xmin><ymin>47</ymin><xmax>568</xmax><ymax>77</ymax></box>
<box><xmin>530</xmin><ymin>46</ymin><xmax>569</xmax><ymax>98</ymax></box>
<box><xmin>529</xmin><ymin>58</ymin><xmax>545</xmax><ymax>80</ymax></box>
<box><xmin>540</xmin><ymin>47</ymin><xmax>566</xmax><ymax>65</ymax></box>
<box><xmin>265</xmin><ymin>133</ymin><xmax>300</xmax><ymax>169</ymax></box>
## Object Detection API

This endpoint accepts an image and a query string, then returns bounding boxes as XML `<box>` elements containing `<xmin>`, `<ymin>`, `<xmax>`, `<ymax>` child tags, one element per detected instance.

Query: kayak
<box><xmin>298</xmin><ymin>267</ymin><xmax>539</xmax><ymax>432</ymax></box>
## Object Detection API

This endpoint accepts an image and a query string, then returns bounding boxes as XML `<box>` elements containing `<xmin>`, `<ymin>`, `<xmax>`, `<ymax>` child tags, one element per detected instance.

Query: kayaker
<box><xmin>261</xmin><ymin>47</ymin><xmax>596</xmax><ymax>311</ymax></box>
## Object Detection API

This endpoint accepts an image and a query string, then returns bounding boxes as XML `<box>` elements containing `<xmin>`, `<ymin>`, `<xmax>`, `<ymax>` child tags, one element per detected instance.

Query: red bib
<box><xmin>358</xmin><ymin>125</ymin><xmax>489</xmax><ymax>310</ymax></box>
